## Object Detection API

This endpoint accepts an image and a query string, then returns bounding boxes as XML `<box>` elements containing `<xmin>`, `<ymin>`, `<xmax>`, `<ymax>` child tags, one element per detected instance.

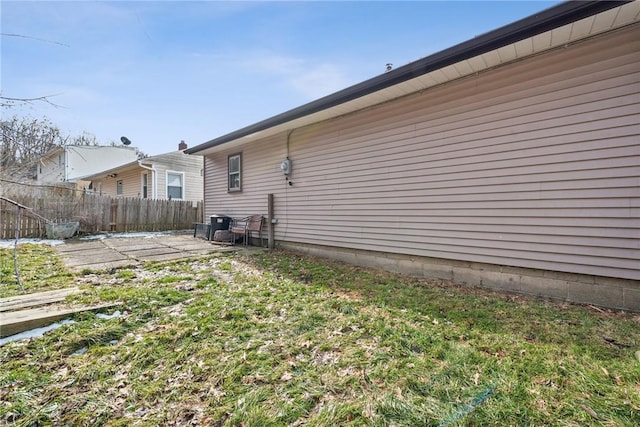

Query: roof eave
<box><xmin>79</xmin><ymin>159</ymin><xmax>144</xmax><ymax>181</ymax></box>
<box><xmin>185</xmin><ymin>0</ymin><xmax>631</xmax><ymax>156</ymax></box>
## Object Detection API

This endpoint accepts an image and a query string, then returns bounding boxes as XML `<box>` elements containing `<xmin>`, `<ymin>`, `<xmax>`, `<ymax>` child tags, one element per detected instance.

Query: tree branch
<box><xmin>1</xmin><ymin>33</ymin><xmax>70</xmax><ymax>47</ymax></box>
<box><xmin>1</xmin><ymin>94</ymin><xmax>66</xmax><ymax>109</ymax></box>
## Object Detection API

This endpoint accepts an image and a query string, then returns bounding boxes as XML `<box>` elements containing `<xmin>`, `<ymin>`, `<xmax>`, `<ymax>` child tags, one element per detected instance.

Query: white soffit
<box><xmin>207</xmin><ymin>2</ymin><xmax>640</xmax><ymax>153</ymax></box>
<box><xmin>364</xmin><ymin>1</ymin><xmax>640</xmax><ymax>117</ymax></box>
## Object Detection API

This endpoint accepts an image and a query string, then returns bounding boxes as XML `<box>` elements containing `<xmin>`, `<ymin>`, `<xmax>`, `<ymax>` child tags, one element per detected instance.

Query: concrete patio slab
<box><xmin>53</xmin><ymin>232</ymin><xmax>237</xmax><ymax>271</ymax></box>
<box><xmin>56</xmin><ymin>241</ymin><xmax>106</xmax><ymax>252</ymax></box>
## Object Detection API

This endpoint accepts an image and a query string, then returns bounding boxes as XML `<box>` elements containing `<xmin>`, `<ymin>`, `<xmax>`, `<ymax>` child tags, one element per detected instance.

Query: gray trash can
<box><xmin>209</xmin><ymin>214</ymin><xmax>231</xmax><ymax>240</ymax></box>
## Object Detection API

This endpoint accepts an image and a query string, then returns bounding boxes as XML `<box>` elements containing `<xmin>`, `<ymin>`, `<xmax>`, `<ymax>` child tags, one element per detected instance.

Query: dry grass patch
<box><xmin>1</xmin><ymin>246</ymin><xmax>639</xmax><ymax>426</ymax></box>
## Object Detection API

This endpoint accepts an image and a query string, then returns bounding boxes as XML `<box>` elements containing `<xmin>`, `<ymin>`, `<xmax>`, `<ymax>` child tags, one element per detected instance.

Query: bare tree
<box><xmin>1</xmin><ymin>33</ymin><xmax>69</xmax><ymax>109</ymax></box>
<box><xmin>0</xmin><ymin>115</ymin><xmax>98</xmax><ymax>180</ymax></box>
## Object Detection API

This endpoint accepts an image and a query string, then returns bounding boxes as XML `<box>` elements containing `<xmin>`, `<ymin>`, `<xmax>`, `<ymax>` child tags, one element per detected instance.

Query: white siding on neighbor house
<box><xmin>203</xmin><ymin>25</ymin><xmax>639</xmax><ymax>281</ymax></box>
<box><xmin>66</xmin><ymin>146</ymin><xmax>138</xmax><ymax>181</ymax></box>
<box><xmin>151</xmin><ymin>152</ymin><xmax>203</xmax><ymax>202</ymax></box>
<box><xmin>37</xmin><ymin>150</ymin><xmax>65</xmax><ymax>183</ymax></box>
<box><xmin>37</xmin><ymin>146</ymin><xmax>138</xmax><ymax>183</ymax></box>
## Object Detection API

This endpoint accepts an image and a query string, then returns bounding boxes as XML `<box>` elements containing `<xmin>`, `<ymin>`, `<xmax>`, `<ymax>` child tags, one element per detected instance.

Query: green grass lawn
<box><xmin>1</xmin><ymin>245</ymin><xmax>639</xmax><ymax>426</ymax></box>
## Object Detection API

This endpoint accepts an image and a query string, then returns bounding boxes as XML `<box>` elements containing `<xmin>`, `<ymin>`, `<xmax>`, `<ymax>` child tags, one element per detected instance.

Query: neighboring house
<box><xmin>83</xmin><ymin>142</ymin><xmax>203</xmax><ymax>202</ymax></box>
<box><xmin>186</xmin><ymin>2</ymin><xmax>640</xmax><ymax>311</ymax></box>
<box><xmin>37</xmin><ymin>145</ymin><xmax>139</xmax><ymax>184</ymax></box>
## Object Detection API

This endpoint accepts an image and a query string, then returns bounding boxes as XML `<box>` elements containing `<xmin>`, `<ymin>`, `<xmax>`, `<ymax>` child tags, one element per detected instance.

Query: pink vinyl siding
<box><xmin>203</xmin><ymin>134</ymin><xmax>284</xmax><ymax>216</ymax></box>
<box><xmin>204</xmin><ymin>25</ymin><xmax>639</xmax><ymax>281</ymax></box>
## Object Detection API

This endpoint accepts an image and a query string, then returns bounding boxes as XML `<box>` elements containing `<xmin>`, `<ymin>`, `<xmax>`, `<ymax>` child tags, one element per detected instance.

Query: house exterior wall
<box><xmin>37</xmin><ymin>146</ymin><xmax>138</xmax><ymax>183</ymax></box>
<box><xmin>202</xmin><ymin>25</ymin><xmax>639</xmax><ymax>309</ymax></box>
<box><xmin>66</xmin><ymin>146</ymin><xmax>138</xmax><ymax>182</ymax></box>
<box><xmin>89</xmin><ymin>152</ymin><xmax>203</xmax><ymax>201</ymax></box>
<box><xmin>92</xmin><ymin>167</ymin><xmax>144</xmax><ymax>198</ymax></box>
<box><xmin>37</xmin><ymin>149</ymin><xmax>65</xmax><ymax>183</ymax></box>
<box><xmin>149</xmin><ymin>152</ymin><xmax>203</xmax><ymax>202</ymax></box>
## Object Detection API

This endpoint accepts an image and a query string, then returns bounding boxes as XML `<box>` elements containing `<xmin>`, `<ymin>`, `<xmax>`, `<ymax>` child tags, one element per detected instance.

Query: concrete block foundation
<box><xmin>279</xmin><ymin>242</ymin><xmax>640</xmax><ymax>312</ymax></box>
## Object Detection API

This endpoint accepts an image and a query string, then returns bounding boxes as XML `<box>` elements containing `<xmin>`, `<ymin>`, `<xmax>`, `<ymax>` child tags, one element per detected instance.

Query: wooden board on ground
<box><xmin>0</xmin><ymin>288</ymin><xmax>81</xmax><ymax>312</ymax></box>
<box><xmin>0</xmin><ymin>303</ymin><xmax>118</xmax><ymax>338</ymax></box>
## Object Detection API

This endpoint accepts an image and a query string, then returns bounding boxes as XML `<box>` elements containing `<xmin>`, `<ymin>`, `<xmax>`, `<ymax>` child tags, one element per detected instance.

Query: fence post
<box><xmin>110</xmin><ymin>199</ymin><xmax>118</xmax><ymax>232</ymax></box>
<box><xmin>268</xmin><ymin>193</ymin><xmax>274</xmax><ymax>250</ymax></box>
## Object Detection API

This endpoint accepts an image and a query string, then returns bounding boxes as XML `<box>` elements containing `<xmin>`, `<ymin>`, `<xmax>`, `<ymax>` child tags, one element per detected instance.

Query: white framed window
<box><xmin>116</xmin><ymin>179</ymin><xmax>123</xmax><ymax>196</ymax></box>
<box><xmin>141</xmin><ymin>173</ymin><xmax>148</xmax><ymax>199</ymax></box>
<box><xmin>167</xmin><ymin>171</ymin><xmax>184</xmax><ymax>200</ymax></box>
<box><xmin>228</xmin><ymin>153</ymin><xmax>241</xmax><ymax>192</ymax></box>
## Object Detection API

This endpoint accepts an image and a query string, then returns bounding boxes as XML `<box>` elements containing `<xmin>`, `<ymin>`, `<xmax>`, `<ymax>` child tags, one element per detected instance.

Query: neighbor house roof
<box><xmin>78</xmin><ymin>154</ymin><xmax>159</xmax><ymax>181</ymax></box>
<box><xmin>40</xmin><ymin>145</ymin><xmax>138</xmax><ymax>158</ymax></box>
<box><xmin>79</xmin><ymin>150</ymin><xmax>200</xmax><ymax>181</ymax></box>
<box><xmin>186</xmin><ymin>0</ymin><xmax>636</xmax><ymax>156</ymax></box>
<box><xmin>78</xmin><ymin>159</ymin><xmax>146</xmax><ymax>181</ymax></box>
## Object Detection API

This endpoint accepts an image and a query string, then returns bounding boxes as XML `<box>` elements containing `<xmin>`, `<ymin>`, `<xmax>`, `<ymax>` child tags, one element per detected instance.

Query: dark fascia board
<box><xmin>186</xmin><ymin>0</ymin><xmax>630</xmax><ymax>155</ymax></box>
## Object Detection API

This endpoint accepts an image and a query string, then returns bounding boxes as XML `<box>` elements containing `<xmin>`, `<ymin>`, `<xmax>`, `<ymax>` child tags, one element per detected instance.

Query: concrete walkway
<box><xmin>56</xmin><ymin>232</ymin><xmax>236</xmax><ymax>271</ymax></box>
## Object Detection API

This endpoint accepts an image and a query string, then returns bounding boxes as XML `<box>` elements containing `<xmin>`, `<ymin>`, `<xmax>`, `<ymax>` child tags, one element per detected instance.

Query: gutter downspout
<box><xmin>138</xmin><ymin>161</ymin><xmax>156</xmax><ymax>199</ymax></box>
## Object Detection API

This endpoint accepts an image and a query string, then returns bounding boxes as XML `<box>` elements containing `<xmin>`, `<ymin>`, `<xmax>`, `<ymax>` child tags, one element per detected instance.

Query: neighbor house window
<box><xmin>228</xmin><ymin>153</ymin><xmax>241</xmax><ymax>192</ymax></box>
<box><xmin>116</xmin><ymin>180</ymin><xmax>123</xmax><ymax>196</ymax></box>
<box><xmin>167</xmin><ymin>172</ymin><xmax>183</xmax><ymax>200</ymax></box>
<box><xmin>142</xmin><ymin>173</ymin><xmax>148</xmax><ymax>199</ymax></box>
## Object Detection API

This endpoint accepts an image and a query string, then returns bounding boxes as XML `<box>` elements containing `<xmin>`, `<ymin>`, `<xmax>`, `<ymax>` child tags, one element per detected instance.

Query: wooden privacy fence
<box><xmin>0</xmin><ymin>191</ymin><xmax>203</xmax><ymax>239</ymax></box>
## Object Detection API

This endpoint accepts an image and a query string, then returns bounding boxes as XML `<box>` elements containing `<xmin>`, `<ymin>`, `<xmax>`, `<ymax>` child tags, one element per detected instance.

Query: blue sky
<box><xmin>2</xmin><ymin>1</ymin><xmax>560</xmax><ymax>155</ymax></box>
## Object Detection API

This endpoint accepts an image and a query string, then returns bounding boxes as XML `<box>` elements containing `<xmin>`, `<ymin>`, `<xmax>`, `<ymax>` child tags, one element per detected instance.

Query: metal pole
<box><xmin>13</xmin><ymin>206</ymin><xmax>24</xmax><ymax>291</ymax></box>
<box><xmin>267</xmin><ymin>193</ymin><xmax>274</xmax><ymax>250</ymax></box>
